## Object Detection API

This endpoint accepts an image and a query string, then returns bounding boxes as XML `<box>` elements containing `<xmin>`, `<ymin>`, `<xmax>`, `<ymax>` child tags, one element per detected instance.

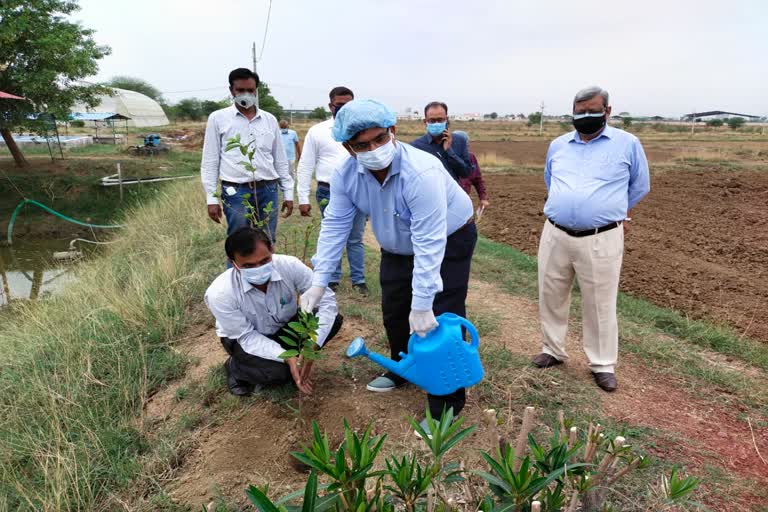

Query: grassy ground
<box><xmin>0</xmin><ymin>181</ymin><xmax>224</xmax><ymax>511</ymax></box>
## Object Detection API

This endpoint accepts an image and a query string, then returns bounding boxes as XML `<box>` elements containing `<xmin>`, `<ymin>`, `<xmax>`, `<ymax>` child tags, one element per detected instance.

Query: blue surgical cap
<box><xmin>331</xmin><ymin>99</ymin><xmax>397</xmax><ymax>142</ymax></box>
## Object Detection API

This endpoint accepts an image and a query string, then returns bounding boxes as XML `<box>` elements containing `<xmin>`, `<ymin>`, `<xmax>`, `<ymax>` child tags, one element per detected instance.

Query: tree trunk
<box><xmin>0</xmin><ymin>128</ymin><xmax>29</xmax><ymax>168</ymax></box>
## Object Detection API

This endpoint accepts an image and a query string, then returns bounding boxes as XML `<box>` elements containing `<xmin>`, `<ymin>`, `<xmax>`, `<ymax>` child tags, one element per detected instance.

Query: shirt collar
<box><xmin>232</xmin><ymin>104</ymin><xmax>261</xmax><ymax>119</ymax></box>
<box><xmin>569</xmin><ymin>124</ymin><xmax>613</xmax><ymax>144</ymax></box>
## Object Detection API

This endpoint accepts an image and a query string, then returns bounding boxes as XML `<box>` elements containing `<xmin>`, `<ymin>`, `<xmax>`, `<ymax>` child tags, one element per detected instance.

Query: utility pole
<box><xmin>290</xmin><ymin>103</ymin><xmax>293</xmax><ymax>124</ymax></box>
<box><xmin>252</xmin><ymin>42</ymin><xmax>260</xmax><ymax>105</ymax></box>
<box><xmin>539</xmin><ymin>101</ymin><xmax>545</xmax><ymax>136</ymax></box>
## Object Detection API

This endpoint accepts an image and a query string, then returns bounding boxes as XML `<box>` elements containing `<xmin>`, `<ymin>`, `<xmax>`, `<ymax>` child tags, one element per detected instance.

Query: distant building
<box><xmin>452</xmin><ymin>112</ymin><xmax>483</xmax><ymax>121</ymax></box>
<box><xmin>681</xmin><ymin>111</ymin><xmax>760</xmax><ymax>122</ymax></box>
<box><xmin>397</xmin><ymin>107</ymin><xmax>421</xmax><ymax>121</ymax></box>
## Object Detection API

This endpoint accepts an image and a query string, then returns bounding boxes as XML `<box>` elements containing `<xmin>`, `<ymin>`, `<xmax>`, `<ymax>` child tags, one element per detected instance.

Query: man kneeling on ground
<box><xmin>205</xmin><ymin>227</ymin><xmax>343</xmax><ymax>395</ymax></box>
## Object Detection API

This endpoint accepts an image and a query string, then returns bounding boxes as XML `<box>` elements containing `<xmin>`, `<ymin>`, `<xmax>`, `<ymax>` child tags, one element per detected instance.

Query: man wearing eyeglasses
<box><xmin>297</xmin><ymin>86</ymin><xmax>368</xmax><ymax>296</ymax></box>
<box><xmin>411</xmin><ymin>101</ymin><xmax>473</xmax><ymax>181</ymax></box>
<box><xmin>532</xmin><ymin>86</ymin><xmax>650</xmax><ymax>392</ymax></box>
<box><xmin>299</xmin><ymin>99</ymin><xmax>477</xmax><ymax>436</ymax></box>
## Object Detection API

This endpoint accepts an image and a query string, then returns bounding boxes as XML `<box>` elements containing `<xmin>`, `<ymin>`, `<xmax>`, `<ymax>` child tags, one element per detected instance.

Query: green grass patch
<box><xmin>0</xmin><ymin>180</ymin><xmax>225</xmax><ymax>510</ymax></box>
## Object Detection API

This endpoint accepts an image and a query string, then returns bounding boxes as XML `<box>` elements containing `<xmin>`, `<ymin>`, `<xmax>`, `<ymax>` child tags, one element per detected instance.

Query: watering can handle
<box><xmin>457</xmin><ymin>317</ymin><xmax>480</xmax><ymax>348</ymax></box>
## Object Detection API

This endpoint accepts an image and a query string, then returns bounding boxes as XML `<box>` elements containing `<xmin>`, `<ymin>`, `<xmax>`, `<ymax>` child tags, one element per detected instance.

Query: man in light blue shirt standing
<box><xmin>533</xmin><ymin>86</ymin><xmax>650</xmax><ymax>393</ymax></box>
<box><xmin>279</xmin><ymin>119</ymin><xmax>300</xmax><ymax>177</ymax></box>
<box><xmin>299</xmin><ymin>100</ymin><xmax>477</xmax><ymax>434</ymax></box>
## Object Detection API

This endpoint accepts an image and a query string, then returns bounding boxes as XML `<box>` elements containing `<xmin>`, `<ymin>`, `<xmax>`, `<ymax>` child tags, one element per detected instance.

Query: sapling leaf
<box><xmin>279</xmin><ymin>350</ymin><xmax>299</xmax><ymax>359</ymax></box>
<box><xmin>279</xmin><ymin>335</ymin><xmax>298</xmax><ymax>347</ymax></box>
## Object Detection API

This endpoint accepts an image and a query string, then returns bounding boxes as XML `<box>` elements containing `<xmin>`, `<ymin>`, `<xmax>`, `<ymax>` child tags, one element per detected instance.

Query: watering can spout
<box><xmin>345</xmin><ymin>337</ymin><xmax>409</xmax><ymax>379</ymax></box>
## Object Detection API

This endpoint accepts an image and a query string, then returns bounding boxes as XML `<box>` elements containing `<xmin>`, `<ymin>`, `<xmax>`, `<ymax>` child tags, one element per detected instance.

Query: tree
<box><xmin>104</xmin><ymin>76</ymin><xmax>162</xmax><ymax>102</ymax></box>
<box><xmin>527</xmin><ymin>112</ymin><xmax>542</xmax><ymax>126</ymax></box>
<box><xmin>0</xmin><ymin>0</ymin><xmax>111</xmax><ymax>167</ymax></box>
<box><xmin>201</xmin><ymin>99</ymin><xmax>228</xmax><ymax>117</ymax></box>
<box><xmin>727</xmin><ymin>117</ymin><xmax>745</xmax><ymax>130</ymax></box>
<box><xmin>622</xmin><ymin>116</ymin><xmax>633</xmax><ymax>128</ymax></box>
<box><xmin>489</xmin><ymin>112</ymin><xmax>498</xmax><ymax>120</ymax></box>
<box><xmin>171</xmin><ymin>98</ymin><xmax>203</xmax><ymax>121</ymax></box>
<box><xmin>257</xmin><ymin>82</ymin><xmax>284</xmax><ymax>119</ymax></box>
<box><xmin>706</xmin><ymin>119</ymin><xmax>724</xmax><ymax>128</ymax></box>
<box><xmin>309</xmin><ymin>107</ymin><xmax>329</xmax><ymax>120</ymax></box>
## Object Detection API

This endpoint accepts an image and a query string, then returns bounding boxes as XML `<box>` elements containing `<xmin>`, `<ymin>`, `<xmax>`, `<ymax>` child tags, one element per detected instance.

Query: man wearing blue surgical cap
<box><xmin>299</xmin><ymin>99</ymin><xmax>477</xmax><ymax>436</ymax></box>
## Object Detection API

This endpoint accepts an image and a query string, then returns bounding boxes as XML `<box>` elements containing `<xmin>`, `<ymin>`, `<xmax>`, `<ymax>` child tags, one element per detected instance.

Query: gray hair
<box><xmin>573</xmin><ymin>86</ymin><xmax>609</xmax><ymax>108</ymax></box>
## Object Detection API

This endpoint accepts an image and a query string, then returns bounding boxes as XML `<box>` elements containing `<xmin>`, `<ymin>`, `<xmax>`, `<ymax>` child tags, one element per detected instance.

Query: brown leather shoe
<box><xmin>532</xmin><ymin>353</ymin><xmax>563</xmax><ymax>368</ymax></box>
<box><xmin>592</xmin><ymin>372</ymin><xmax>617</xmax><ymax>392</ymax></box>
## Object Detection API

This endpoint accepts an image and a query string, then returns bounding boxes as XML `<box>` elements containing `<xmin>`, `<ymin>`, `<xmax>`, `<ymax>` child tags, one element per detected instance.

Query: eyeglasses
<box><xmin>349</xmin><ymin>130</ymin><xmax>392</xmax><ymax>153</ymax></box>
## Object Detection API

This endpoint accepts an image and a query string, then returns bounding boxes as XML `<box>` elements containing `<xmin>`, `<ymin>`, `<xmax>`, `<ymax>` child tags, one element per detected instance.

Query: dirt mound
<box><xmin>479</xmin><ymin>170</ymin><xmax>768</xmax><ymax>342</ymax></box>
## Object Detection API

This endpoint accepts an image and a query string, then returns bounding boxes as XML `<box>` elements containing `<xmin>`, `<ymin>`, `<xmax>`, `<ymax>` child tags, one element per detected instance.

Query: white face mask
<box><xmin>355</xmin><ymin>134</ymin><xmax>396</xmax><ymax>170</ymax></box>
<box><xmin>236</xmin><ymin>261</ymin><xmax>273</xmax><ymax>286</ymax></box>
<box><xmin>234</xmin><ymin>93</ymin><xmax>258</xmax><ymax>110</ymax></box>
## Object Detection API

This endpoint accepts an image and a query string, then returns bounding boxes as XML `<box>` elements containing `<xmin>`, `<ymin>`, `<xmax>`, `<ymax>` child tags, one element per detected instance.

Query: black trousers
<box><xmin>220</xmin><ymin>313</ymin><xmax>344</xmax><ymax>390</ymax></box>
<box><xmin>380</xmin><ymin>221</ymin><xmax>478</xmax><ymax>418</ymax></box>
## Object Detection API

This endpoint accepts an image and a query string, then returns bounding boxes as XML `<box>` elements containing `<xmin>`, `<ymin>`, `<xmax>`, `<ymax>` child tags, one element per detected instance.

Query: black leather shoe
<box><xmin>352</xmin><ymin>283</ymin><xmax>369</xmax><ymax>297</ymax></box>
<box><xmin>328</xmin><ymin>282</ymin><xmax>340</xmax><ymax>292</ymax></box>
<box><xmin>592</xmin><ymin>372</ymin><xmax>618</xmax><ymax>392</ymax></box>
<box><xmin>532</xmin><ymin>353</ymin><xmax>564</xmax><ymax>368</ymax></box>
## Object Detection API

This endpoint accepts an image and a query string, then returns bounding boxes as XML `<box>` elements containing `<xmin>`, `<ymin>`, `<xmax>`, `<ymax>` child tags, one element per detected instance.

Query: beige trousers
<box><xmin>537</xmin><ymin>220</ymin><xmax>624</xmax><ymax>373</ymax></box>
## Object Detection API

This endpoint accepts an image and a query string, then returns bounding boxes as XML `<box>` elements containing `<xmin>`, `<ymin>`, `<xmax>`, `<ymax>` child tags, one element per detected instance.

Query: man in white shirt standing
<box><xmin>297</xmin><ymin>86</ymin><xmax>368</xmax><ymax>295</ymax></box>
<box><xmin>205</xmin><ymin>227</ymin><xmax>343</xmax><ymax>396</ymax></box>
<box><xmin>201</xmin><ymin>68</ymin><xmax>294</xmax><ymax>242</ymax></box>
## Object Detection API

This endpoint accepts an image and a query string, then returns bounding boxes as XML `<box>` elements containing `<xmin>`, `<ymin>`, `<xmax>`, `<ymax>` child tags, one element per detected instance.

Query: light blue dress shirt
<box><xmin>312</xmin><ymin>142</ymin><xmax>473</xmax><ymax>310</ymax></box>
<box><xmin>543</xmin><ymin>125</ymin><xmax>650</xmax><ymax>230</ymax></box>
<box><xmin>280</xmin><ymin>128</ymin><xmax>299</xmax><ymax>162</ymax></box>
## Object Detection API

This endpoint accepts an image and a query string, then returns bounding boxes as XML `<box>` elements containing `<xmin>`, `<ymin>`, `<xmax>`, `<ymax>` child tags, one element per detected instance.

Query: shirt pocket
<box><xmin>254</xmin><ymin>130</ymin><xmax>275</xmax><ymax>154</ymax></box>
<box><xmin>595</xmin><ymin>151</ymin><xmax>629</xmax><ymax>182</ymax></box>
<box><xmin>274</xmin><ymin>290</ymin><xmax>297</xmax><ymax>324</ymax></box>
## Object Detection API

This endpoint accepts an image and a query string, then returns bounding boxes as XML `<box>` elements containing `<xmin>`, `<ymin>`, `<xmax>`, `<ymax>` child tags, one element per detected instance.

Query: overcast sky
<box><xmin>76</xmin><ymin>0</ymin><xmax>767</xmax><ymax>117</ymax></box>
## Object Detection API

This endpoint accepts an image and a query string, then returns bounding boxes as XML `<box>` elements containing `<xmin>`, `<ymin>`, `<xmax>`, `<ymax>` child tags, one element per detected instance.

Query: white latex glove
<box><xmin>409</xmin><ymin>309</ymin><xmax>438</xmax><ymax>338</ymax></box>
<box><xmin>300</xmin><ymin>286</ymin><xmax>326</xmax><ymax>313</ymax></box>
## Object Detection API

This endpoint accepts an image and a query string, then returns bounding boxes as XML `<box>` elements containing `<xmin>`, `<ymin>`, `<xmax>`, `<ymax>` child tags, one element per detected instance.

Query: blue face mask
<box><xmin>237</xmin><ymin>261</ymin><xmax>273</xmax><ymax>286</ymax></box>
<box><xmin>426</xmin><ymin>121</ymin><xmax>447</xmax><ymax>137</ymax></box>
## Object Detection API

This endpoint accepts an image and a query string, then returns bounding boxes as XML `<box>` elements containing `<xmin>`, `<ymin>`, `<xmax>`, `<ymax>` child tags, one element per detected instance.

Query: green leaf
<box><xmin>279</xmin><ymin>350</ymin><xmax>299</xmax><ymax>359</ymax></box>
<box><xmin>279</xmin><ymin>335</ymin><xmax>298</xmax><ymax>347</ymax></box>
<box><xmin>245</xmin><ymin>484</ymin><xmax>281</xmax><ymax>512</ymax></box>
<box><xmin>300</xmin><ymin>471</ymin><xmax>317</xmax><ymax>512</ymax></box>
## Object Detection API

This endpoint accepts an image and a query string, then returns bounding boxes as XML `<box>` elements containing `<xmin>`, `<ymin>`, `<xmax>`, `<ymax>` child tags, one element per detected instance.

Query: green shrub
<box><xmin>244</xmin><ymin>408</ymin><xmax>702</xmax><ymax>512</ymax></box>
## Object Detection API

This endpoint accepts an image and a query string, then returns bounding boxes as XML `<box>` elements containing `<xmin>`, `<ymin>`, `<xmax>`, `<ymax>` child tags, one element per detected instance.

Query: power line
<box><xmin>256</xmin><ymin>0</ymin><xmax>273</xmax><ymax>64</ymax></box>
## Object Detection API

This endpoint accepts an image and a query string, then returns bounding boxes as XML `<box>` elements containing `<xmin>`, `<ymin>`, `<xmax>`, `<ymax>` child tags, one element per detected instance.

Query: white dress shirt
<box><xmin>204</xmin><ymin>255</ymin><xmax>337</xmax><ymax>362</ymax></box>
<box><xmin>296</xmin><ymin>118</ymin><xmax>351</xmax><ymax>205</ymax></box>
<box><xmin>201</xmin><ymin>105</ymin><xmax>294</xmax><ymax>205</ymax></box>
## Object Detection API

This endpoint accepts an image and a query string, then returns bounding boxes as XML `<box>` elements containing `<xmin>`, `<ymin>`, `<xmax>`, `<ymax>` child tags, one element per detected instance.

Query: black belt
<box><xmin>317</xmin><ymin>181</ymin><xmax>330</xmax><ymax>188</ymax></box>
<box><xmin>221</xmin><ymin>179</ymin><xmax>277</xmax><ymax>189</ymax></box>
<box><xmin>548</xmin><ymin>218</ymin><xmax>621</xmax><ymax>237</ymax></box>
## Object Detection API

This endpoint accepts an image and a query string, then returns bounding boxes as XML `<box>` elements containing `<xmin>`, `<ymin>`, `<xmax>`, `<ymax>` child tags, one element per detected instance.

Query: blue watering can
<box><xmin>346</xmin><ymin>313</ymin><xmax>484</xmax><ymax>395</ymax></box>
